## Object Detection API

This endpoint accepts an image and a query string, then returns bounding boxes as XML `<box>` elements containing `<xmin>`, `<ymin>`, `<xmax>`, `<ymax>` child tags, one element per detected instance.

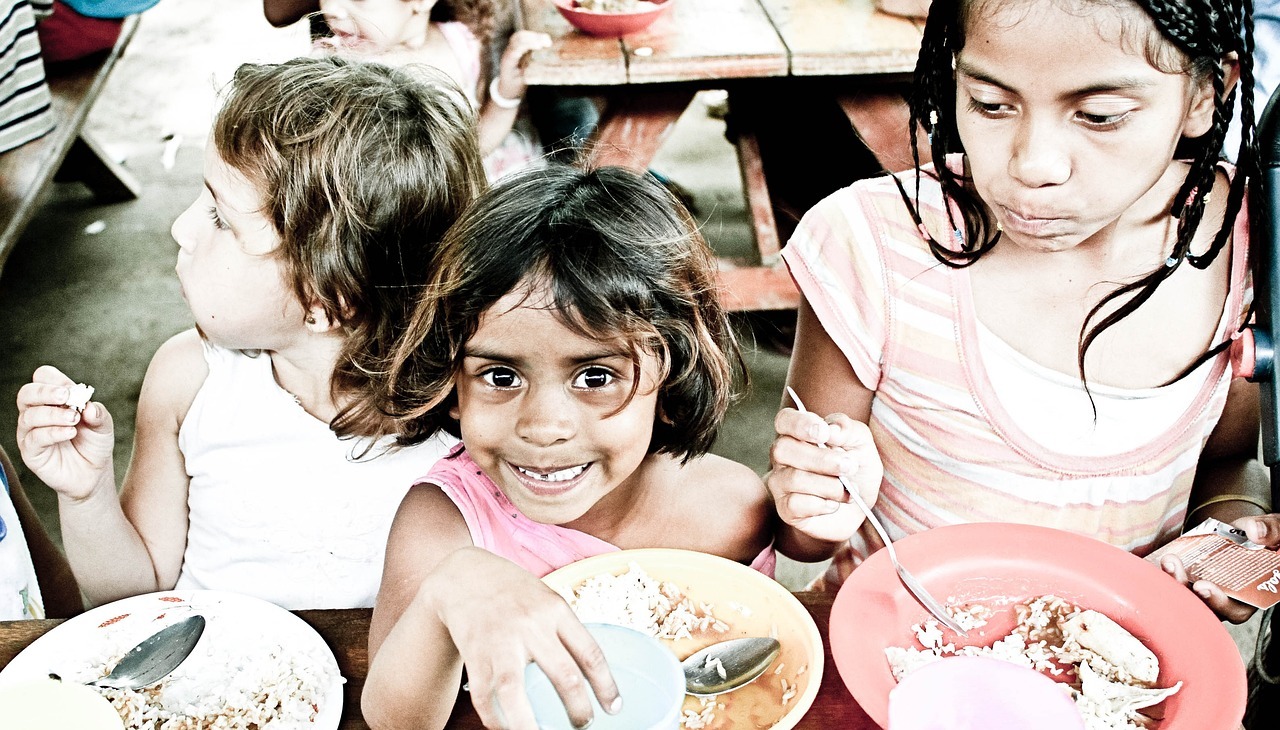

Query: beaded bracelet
<box><xmin>1186</xmin><ymin>493</ymin><xmax>1273</xmax><ymax>522</ymax></box>
<box><xmin>488</xmin><ymin>77</ymin><xmax>524</xmax><ymax>109</ymax></box>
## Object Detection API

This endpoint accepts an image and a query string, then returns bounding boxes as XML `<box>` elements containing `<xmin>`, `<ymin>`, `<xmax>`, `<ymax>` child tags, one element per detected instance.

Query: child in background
<box><xmin>361</xmin><ymin>165</ymin><xmax>775</xmax><ymax>730</ymax></box>
<box><xmin>0</xmin><ymin>444</ymin><xmax>80</xmax><ymax>620</ymax></box>
<box><xmin>767</xmin><ymin>0</ymin><xmax>1278</xmax><ymax>622</ymax></box>
<box><xmin>15</xmin><ymin>56</ymin><xmax>485</xmax><ymax>610</ymax></box>
<box><xmin>305</xmin><ymin>0</ymin><xmax>550</xmax><ymax>181</ymax></box>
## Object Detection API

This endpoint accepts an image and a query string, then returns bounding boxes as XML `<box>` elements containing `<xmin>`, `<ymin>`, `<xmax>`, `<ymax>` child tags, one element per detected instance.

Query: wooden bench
<box><xmin>0</xmin><ymin>13</ymin><xmax>140</xmax><ymax>277</ymax></box>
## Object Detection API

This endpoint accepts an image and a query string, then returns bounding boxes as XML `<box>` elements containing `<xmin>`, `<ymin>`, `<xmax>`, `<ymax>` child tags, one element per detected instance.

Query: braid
<box><xmin>1075</xmin><ymin>0</ymin><xmax>1256</xmax><ymax>387</ymax></box>
<box><xmin>900</xmin><ymin>0</ymin><xmax>1001</xmax><ymax>268</ymax></box>
<box><xmin>899</xmin><ymin>0</ymin><xmax>1255</xmax><ymax>388</ymax></box>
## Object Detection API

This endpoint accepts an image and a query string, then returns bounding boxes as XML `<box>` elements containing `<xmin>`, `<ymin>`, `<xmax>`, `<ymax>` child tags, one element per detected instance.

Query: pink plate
<box><xmin>829</xmin><ymin>523</ymin><xmax>1246</xmax><ymax>730</ymax></box>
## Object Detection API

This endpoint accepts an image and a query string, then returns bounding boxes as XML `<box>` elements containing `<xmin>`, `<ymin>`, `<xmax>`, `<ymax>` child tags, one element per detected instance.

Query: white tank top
<box><xmin>175</xmin><ymin>342</ymin><xmax>457</xmax><ymax>609</ymax></box>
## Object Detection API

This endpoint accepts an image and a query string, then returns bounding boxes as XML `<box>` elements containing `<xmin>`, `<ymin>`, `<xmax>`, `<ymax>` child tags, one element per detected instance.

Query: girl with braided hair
<box><xmin>766</xmin><ymin>0</ymin><xmax>1279</xmax><ymax>623</ymax></box>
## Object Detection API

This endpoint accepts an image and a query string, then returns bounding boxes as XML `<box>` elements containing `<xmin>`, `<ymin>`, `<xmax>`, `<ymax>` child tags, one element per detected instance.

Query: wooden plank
<box><xmin>717</xmin><ymin>263</ymin><xmax>800</xmax><ymax>311</ymax></box>
<box><xmin>757</xmin><ymin>0</ymin><xmax>922</xmax><ymax>76</ymax></box>
<box><xmin>836</xmin><ymin>84</ymin><xmax>931</xmax><ymax>173</ymax></box>
<box><xmin>734</xmin><ymin>128</ymin><xmax>781</xmax><ymax>260</ymax></box>
<box><xmin>583</xmin><ymin>88</ymin><xmax>694</xmax><ymax>169</ymax></box>
<box><xmin>0</xmin><ymin>14</ymin><xmax>140</xmax><ymax>277</ymax></box>
<box><xmin>521</xmin><ymin>0</ymin><xmax>628</xmax><ymax>86</ymax></box>
<box><xmin>622</xmin><ymin>0</ymin><xmax>789</xmax><ymax>83</ymax></box>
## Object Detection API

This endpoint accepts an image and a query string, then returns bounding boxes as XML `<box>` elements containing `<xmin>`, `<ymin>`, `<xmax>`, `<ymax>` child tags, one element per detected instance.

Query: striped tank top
<box><xmin>781</xmin><ymin>164</ymin><xmax>1251</xmax><ymax>588</ymax></box>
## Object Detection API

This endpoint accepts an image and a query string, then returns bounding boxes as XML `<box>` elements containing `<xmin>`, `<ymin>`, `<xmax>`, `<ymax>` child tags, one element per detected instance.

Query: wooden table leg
<box><xmin>835</xmin><ymin>85</ymin><xmax>930</xmax><ymax>174</ymax></box>
<box><xmin>56</xmin><ymin>132</ymin><xmax>140</xmax><ymax>203</ymax></box>
<box><xmin>582</xmin><ymin>88</ymin><xmax>698</xmax><ymax>171</ymax></box>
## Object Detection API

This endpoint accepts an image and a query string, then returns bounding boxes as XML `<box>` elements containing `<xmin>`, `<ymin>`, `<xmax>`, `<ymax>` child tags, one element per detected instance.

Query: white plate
<box><xmin>0</xmin><ymin>590</ymin><xmax>343</xmax><ymax>729</ymax></box>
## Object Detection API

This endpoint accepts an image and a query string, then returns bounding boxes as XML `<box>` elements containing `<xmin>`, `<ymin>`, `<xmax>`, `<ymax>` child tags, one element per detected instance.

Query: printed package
<box><xmin>1147</xmin><ymin>518</ymin><xmax>1280</xmax><ymax>609</ymax></box>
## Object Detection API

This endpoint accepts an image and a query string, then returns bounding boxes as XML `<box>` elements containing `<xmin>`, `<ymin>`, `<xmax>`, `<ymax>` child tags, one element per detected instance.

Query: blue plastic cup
<box><xmin>524</xmin><ymin>623</ymin><xmax>684</xmax><ymax>730</ymax></box>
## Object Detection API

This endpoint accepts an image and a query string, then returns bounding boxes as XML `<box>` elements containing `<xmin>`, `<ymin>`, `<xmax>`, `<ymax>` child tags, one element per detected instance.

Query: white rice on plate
<box><xmin>60</xmin><ymin>611</ymin><xmax>339</xmax><ymax>729</ymax></box>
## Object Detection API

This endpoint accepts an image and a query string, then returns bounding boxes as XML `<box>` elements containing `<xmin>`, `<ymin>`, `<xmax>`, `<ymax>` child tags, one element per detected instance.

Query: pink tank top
<box><xmin>423</xmin><ymin>447</ymin><xmax>777</xmax><ymax>578</ymax></box>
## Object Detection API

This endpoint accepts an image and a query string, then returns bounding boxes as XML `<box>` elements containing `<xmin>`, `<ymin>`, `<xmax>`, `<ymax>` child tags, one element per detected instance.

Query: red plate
<box><xmin>829</xmin><ymin>523</ymin><xmax>1246</xmax><ymax>730</ymax></box>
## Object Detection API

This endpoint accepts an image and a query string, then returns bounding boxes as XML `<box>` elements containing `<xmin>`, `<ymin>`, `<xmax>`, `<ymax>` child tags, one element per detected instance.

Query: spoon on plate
<box><xmin>682</xmin><ymin>636</ymin><xmax>781</xmax><ymax>696</ymax></box>
<box><xmin>84</xmin><ymin>614</ymin><xmax>206</xmax><ymax>690</ymax></box>
<box><xmin>785</xmin><ymin>387</ymin><xmax>968</xmax><ymax>636</ymax></box>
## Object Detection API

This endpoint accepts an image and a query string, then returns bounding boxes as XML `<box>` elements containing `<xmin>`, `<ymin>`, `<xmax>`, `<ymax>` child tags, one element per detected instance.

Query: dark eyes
<box><xmin>965</xmin><ymin>97</ymin><xmax>1131</xmax><ymax>130</ymax></box>
<box><xmin>1076</xmin><ymin>111</ymin><xmax>1129</xmax><ymax>129</ymax></box>
<box><xmin>573</xmin><ymin>367</ymin><xmax>614</xmax><ymax>389</ymax></box>
<box><xmin>481</xmin><ymin>367</ymin><xmax>521</xmax><ymax>388</ymax></box>
<box><xmin>478</xmin><ymin>366</ymin><xmax>616</xmax><ymax>389</ymax></box>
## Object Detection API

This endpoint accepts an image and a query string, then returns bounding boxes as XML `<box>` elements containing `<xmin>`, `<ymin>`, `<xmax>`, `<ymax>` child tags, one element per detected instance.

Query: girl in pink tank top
<box><xmin>363</xmin><ymin>165</ymin><xmax>777</xmax><ymax>729</ymax></box>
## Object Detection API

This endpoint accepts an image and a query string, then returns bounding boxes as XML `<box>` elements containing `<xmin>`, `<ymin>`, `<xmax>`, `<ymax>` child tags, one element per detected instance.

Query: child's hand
<box><xmin>427</xmin><ymin>547</ymin><xmax>620</xmax><ymax>729</ymax></box>
<box><xmin>15</xmin><ymin>366</ymin><xmax>115</xmax><ymax>501</ymax></box>
<box><xmin>492</xmin><ymin>31</ymin><xmax>552</xmax><ymax>105</ymax></box>
<box><xmin>1159</xmin><ymin>513</ymin><xmax>1280</xmax><ymax>623</ymax></box>
<box><xmin>767</xmin><ymin>407</ymin><xmax>883</xmax><ymax>544</ymax></box>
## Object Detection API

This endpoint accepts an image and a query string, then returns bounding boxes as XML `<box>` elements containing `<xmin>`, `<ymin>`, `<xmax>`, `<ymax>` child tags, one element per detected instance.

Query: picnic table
<box><xmin>0</xmin><ymin>14</ymin><xmax>141</xmax><ymax>279</ymax></box>
<box><xmin>520</xmin><ymin>0</ymin><xmax>926</xmax><ymax>311</ymax></box>
<box><xmin>0</xmin><ymin>590</ymin><xmax>882</xmax><ymax>729</ymax></box>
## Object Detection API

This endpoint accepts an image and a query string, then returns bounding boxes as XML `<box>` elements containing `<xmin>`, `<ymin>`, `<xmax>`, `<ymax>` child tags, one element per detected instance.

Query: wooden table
<box><xmin>0</xmin><ymin>591</ymin><xmax>879</xmax><ymax>729</ymax></box>
<box><xmin>519</xmin><ymin>0</ymin><xmax>926</xmax><ymax>311</ymax></box>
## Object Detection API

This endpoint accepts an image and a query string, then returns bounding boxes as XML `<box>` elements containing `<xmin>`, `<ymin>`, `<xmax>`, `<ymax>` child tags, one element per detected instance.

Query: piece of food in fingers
<box><xmin>66</xmin><ymin>383</ymin><xmax>95</xmax><ymax>413</ymax></box>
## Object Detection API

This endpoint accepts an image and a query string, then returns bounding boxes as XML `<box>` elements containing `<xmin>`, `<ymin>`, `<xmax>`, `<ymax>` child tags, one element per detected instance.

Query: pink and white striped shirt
<box><xmin>781</xmin><ymin>164</ymin><xmax>1251</xmax><ymax>588</ymax></box>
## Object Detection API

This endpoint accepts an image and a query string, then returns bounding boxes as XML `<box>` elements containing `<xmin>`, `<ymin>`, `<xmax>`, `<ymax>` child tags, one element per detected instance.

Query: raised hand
<box><xmin>15</xmin><ymin>365</ymin><xmax>115</xmax><ymax>501</ymax></box>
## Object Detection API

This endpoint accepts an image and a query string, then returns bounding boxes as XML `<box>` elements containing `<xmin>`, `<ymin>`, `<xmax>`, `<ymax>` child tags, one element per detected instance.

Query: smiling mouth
<box><xmin>515</xmin><ymin>464</ymin><xmax>589</xmax><ymax>482</ymax></box>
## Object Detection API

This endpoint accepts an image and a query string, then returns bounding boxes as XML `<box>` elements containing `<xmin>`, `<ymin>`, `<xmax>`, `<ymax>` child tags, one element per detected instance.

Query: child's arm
<box><xmin>766</xmin><ymin>297</ymin><xmax>883</xmax><ymax>562</ymax></box>
<box><xmin>0</xmin><ymin>446</ymin><xmax>82</xmax><ymax>618</ymax></box>
<box><xmin>363</xmin><ymin>485</ymin><xmax>619</xmax><ymax>730</ymax></box>
<box><xmin>14</xmin><ymin>330</ymin><xmax>205</xmax><ymax>606</ymax></box>
<box><xmin>262</xmin><ymin>0</ymin><xmax>318</xmax><ymax>27</ymax></box>
<box><xmin>1160</xmin><ymin>377</ymin><xmax>1276</xmax><ymax>623</ymax></box>
<box><xmin>476</xmin><ymin>31</ymin><xmax>551</xmax><ymax>156</ymax></box>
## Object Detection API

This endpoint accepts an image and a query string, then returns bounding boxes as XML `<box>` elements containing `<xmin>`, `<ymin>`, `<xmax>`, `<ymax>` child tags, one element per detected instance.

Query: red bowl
<box><xmin>552</xmin><ymin>0</ymin><xmax>673</xmax><ymax>37</ymax></box>
<box><xmin>829</xmin><ymin>523</ymin><xmax>1247</xmax><ymax>730</ymax></box>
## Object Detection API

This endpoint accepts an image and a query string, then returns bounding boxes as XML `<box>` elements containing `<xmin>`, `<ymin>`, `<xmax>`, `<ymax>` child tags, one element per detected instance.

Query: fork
<box><xmin>785</xmin><ymin>387</ymin><xmax>968</xmax><ymax>636</ymax></box>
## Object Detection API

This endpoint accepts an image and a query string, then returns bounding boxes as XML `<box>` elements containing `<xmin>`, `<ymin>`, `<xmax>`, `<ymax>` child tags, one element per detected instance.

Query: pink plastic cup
<box><xmin>888</xmin><ymin>656</ymin><xmax>1086</xmax><ymax>730</ymax></box>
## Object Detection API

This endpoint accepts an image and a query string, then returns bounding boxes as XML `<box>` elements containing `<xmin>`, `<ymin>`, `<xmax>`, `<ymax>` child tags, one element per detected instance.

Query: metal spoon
<box><xmin>682</xmin><ymin>637</ymin><xmax>781</xmax><ymax>696</ymax></box>
<box><xmin>87</xmin><ymin>614</ymin><xmax>206</xmax><ymax>690</ymax></box>
<box><xmin>785</xmin><ymin>387</ymin><xmax>968</xmax><ymax>636</ymax></box>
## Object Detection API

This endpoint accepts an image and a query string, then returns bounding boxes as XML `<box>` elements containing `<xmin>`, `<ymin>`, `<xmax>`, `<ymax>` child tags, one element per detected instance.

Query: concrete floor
<box><xmin>0</xmin><ymin>0</ymin><xmax>817</xmax><ymax>586</ymax></box>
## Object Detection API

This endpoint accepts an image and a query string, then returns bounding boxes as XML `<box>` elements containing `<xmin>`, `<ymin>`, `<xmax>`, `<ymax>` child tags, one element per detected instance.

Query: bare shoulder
<box><xmin>387</xmin><ymin>482</ymin><xmax>473</xmax><ymax>554</ymax></box>
<box><xmin>661</xmin><ymin>454</ymin><xmax>774</xmax><ymax>564</ymax></box>
<box><xmin>372</xmin><ymin>482</ymin><xmax>472</xmax><ymax>651</ymax></box>
<box><xmin>140</xmin><ymin>329</ymin><xmax>209</xmax><ymax>426</ymax></box>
